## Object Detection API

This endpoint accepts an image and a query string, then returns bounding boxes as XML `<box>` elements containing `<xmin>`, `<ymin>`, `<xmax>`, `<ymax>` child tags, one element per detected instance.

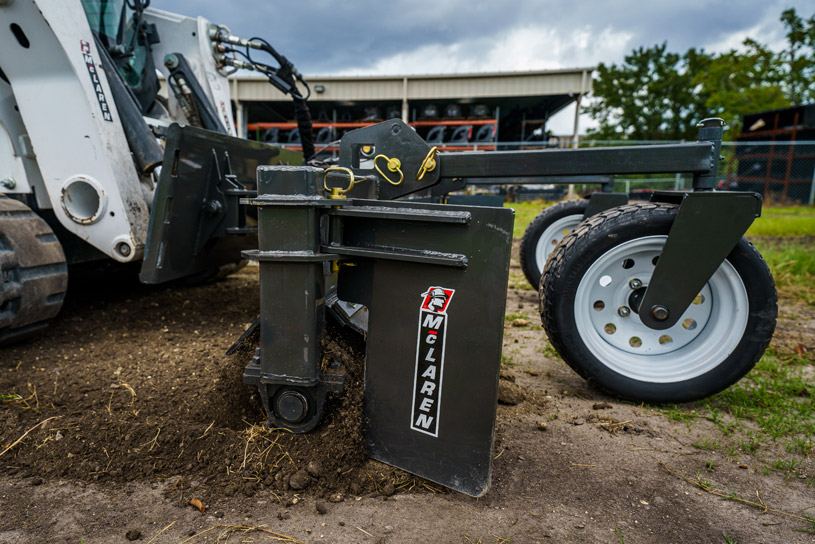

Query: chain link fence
<box><xmin>604</xmin><ymin>142</ymin><xmax>815</xmax><ymax>205</ymax></box>
<box><xmin>486</xmin><ymin>140</ymin><xmax>815</xmax><ymax>205</ymax></box>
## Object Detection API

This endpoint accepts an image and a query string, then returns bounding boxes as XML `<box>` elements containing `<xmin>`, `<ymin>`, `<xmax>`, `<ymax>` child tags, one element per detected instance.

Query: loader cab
<box><xmin>80</xmin><ymin>0</ymin><xmax>160</xmax><ymax>113</ymax></box>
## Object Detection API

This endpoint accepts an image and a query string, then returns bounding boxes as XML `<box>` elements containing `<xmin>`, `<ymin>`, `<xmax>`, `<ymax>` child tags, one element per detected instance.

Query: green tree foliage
<box><xmin>779</xmin><ymin>8</ymin><xmax>815</xmax><ymax>106</ymax></box>
<box><xmin>585</xmin><ymin>43</ymin><xmax>711</xmax><ymax>140</ymax></box>
<box><xmin>586</xmin><ymin>8</ymin><xmax>815</xmax><ymax>140</ymax></box>
<box><xmin>694</xmin><ymin>39</ymin><xmax>790</xmax><ymax>133</ymax></box>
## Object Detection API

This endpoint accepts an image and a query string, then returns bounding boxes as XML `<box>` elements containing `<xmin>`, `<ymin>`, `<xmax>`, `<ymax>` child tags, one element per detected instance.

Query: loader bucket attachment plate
<box><xmin>336</xmin><ymin>200</ymin><xmax>514</xmax><ymax>496</ymax></box>
<box><xmin>140</xmin><ymin>124</ymin><xmax>301</xmax><ymax>284</ymax></box>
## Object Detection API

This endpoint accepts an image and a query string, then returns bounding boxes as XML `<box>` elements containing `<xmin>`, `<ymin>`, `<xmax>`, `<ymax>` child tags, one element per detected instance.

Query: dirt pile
<box><xmin>0</xmin><ymin>266</ymin><xmax>410</xmax><ymax>506</ymax></box>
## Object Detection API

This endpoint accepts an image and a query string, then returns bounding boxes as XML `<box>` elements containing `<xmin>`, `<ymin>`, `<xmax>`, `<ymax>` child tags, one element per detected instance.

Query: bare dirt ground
<box><xmin>1</xmin><ymin>243</ymin><xmax>814</xmax><ymax>544</ymax></box>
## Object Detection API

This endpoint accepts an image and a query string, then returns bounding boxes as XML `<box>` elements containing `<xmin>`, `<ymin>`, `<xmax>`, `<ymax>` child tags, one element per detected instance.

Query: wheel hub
<box><xmin>627</xmin><ymin>286</ymin><xmax>646</xmax><ymax>314</ymax></box>
<box><xmin>583</xmin><ymin>240</ymin><xmax>711</xmax><ymax>356</ymax></box>
<box><xmin>572</xmin><ymin>235</ymin><xmax>749</xmax><ymax>383</ymax></box>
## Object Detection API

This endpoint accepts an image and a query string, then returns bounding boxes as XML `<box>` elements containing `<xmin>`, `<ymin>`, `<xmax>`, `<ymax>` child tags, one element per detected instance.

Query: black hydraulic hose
<box><xmin>238</xmin><ymin>36</ymin><xmax>314</xmax><ymax>161</ymax></box>
<box><xmin>293</xmin><ymin>98</ymin><xmax>315</xmax><ymax>164</ymax></box>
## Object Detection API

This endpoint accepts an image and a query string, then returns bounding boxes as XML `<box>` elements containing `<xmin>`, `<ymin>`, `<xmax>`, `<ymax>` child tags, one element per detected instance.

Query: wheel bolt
<box><xmin>629</xmin><ymin>279</ymin><xmax>642</xmax><ymax>290</ymax></box>
<box><xmin>651</xmin><ymin>305</ymin><xmax>669</xmax><ymax>321</ymax></box>
<box><xmin>618</xmin><ymin>306</ymin><xmax>631</xmax><ymax>317</ymax></box>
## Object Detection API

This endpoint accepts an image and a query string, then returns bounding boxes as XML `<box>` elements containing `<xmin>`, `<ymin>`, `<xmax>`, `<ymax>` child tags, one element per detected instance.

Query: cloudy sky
<box><xmin>157</xmin><ymin>0</ymin><xmax>812</xmax><ymax>132</ymax></box>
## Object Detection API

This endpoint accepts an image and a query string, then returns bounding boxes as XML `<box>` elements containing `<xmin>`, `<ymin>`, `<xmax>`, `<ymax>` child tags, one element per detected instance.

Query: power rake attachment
<box><xmin>240</xmin><ymin>118</ymin><xmax>777</xmax><ymax>496</ymax></box>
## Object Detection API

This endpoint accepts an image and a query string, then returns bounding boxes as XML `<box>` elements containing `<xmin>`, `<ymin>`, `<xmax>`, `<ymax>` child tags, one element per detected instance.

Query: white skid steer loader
<box><xmin>0</xmin><ymin>0</ymin><xmax>309</xmax><ymax>344</ymax></box>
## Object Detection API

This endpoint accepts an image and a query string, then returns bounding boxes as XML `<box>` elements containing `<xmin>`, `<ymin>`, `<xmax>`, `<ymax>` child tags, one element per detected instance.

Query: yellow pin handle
<box><xmin>417</xmin><ymin>146</ymin><xmax>439</xmax><ymax>181</ymax></box>
<box><xmin>373</xmin><ymin>154</ymin><xmax>404</xmax><ymax>186</ymax></box>
<box><xmin>323</xmin><ymin>166</ymin><xmax>357</xmax><ymax>199</ymax></box>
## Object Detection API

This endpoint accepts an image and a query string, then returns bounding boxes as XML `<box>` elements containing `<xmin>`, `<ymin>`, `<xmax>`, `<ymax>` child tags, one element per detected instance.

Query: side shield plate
<box><xmin>337</xmin><ymin>200</ymin><xmax>514</xmax><ymax>496</ymax></box>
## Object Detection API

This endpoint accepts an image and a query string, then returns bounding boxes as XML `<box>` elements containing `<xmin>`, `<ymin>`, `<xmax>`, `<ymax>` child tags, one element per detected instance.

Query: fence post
<box><xmin>809</xmin><ymin>164</ymin><xmax>815</xmax><ymax>206</ymax></box>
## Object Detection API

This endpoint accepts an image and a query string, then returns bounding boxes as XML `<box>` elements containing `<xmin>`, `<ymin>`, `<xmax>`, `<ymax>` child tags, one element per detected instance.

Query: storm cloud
<box><xmin>157</xmin><ymin>0</ymin><xmax>809</xmax><ymax>75</ymax></box>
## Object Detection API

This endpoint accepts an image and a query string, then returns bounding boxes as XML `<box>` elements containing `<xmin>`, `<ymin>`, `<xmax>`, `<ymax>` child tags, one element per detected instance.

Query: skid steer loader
<box><xmin>0</xmin><ymin>0</ymin><xmax>307</xmax><ymax>344</ymax></box>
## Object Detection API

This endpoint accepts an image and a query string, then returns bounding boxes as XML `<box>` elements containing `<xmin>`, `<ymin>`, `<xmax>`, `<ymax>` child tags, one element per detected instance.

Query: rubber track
<box><xmin>0</xmin><ymin>196</ymin><xmax>68</xmax><ymax>346</ymax></box>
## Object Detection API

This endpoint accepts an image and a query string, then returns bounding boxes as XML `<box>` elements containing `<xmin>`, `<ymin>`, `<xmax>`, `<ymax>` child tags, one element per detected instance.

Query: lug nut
<box><xmin>651</xmin><ymin>305</ymin><xmax>669</xmax><ymax>321</ymax></box>
<box><xmin>618</xmin><ymin>306</ymin><xmax>631</xmax><ymax>317</ymax></box>
<box><xmin>629</xmin><ymin>279</ymin><xmax>642</xmax><ymax>290</ymax></box>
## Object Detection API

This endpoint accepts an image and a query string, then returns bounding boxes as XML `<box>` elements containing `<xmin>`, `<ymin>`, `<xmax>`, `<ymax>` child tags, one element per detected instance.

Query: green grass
<box><xmin>691</xmin><ymin>438</ymin><xmax>720</xmax><ymax>451</ymax></box>
<box><xmin>505</xmin><ymin>200</ymin><xmax>553</xmax><ymax>239</ymax></box>
<box><xmin>747</xmin><ymin>207</ymin><xmax>815</xmax><ymax>237</ymax></box>
<box><xmin>683</xmin><ymin>347</ymin><xmax>815</xmax><ymax>470</ymax></box>
<box><xmin>709</xmin><ymin>350</ymin><xmax>815</xmax><ymax>441</ymax></box>
<box><xmin>507</xmin><ymin>200</ymin><xmax>814</xmax><ymax>303</ymax></box>
<box><xmin>794</xmin><ymin>517</ymin><xmax>815</xmax><ymax>535</ymax></box>
<box><xmin>500</xmin><ymin>354</ymin><xmax>517</xmax><ymax>367</ymax></box>
<box><xmin>751</xmin><ymin>239</ymin><xmax>815</xmax><ymax>305</ymax></box>
<box><xmin>509</xmin><ymin>200</ymin><xmax>814</xmax><ymax>241</ymax></box>
<box><xmin>508</xmin><ymin>270</ymin><xmax>535</xmax><ymax>291</ymax></box>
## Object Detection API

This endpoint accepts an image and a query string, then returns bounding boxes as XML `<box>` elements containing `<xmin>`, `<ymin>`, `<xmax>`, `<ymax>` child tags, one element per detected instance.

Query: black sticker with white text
<box><xmin>410</xmin><ymin>286</ymin><xmax>455</xmax><ymax>437</ymax></box>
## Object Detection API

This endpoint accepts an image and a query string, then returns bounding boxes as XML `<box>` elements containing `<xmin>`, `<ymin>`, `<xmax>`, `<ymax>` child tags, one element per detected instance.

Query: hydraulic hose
<box><xmin>293</xmin><ymin>98</ymin><xmax>315</xmax><ymax>164</ymax></box>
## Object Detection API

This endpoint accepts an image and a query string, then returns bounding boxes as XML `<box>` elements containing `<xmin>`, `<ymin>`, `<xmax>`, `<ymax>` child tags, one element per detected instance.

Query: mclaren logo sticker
<box><xmin>411</xmin><ymin>286</ymin><xmax>455</xmax><ymax>437</ymax></box>
<box><xmin>80</xmin><ymin>40</ymin><xmax>113</xmax><ymax>122</ymax></box>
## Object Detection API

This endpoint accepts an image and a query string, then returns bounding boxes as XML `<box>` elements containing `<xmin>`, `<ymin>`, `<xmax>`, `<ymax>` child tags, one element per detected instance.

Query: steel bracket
<box><xmin>246</xmin><ymin>165</ymin><xmax>514</xmax><ymax>496</ymax></box>
<box><xmin>338</xmin><ymin>119</ymin><xmax>441</xmax><ymax>200</ymax></box>
<box><xmin>638</xmin><ymin>190</ymin><xmax>762</xmax><ymax>330</ymax></box>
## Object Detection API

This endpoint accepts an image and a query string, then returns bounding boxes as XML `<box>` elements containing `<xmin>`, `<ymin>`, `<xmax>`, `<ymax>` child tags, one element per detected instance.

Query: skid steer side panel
<box><xmin>337</xmin><ymin>200</ymin><xmax>514</xmax><ymax>496</ymax></box>
<box><xmin>140</xmin><ymin>124</ymin><xmax>301</xmax><ymax>283</ymax></box>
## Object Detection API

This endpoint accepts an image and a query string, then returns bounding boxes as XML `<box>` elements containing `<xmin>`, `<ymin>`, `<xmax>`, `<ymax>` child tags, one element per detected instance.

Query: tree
<box><xmin>585</xmin><ymin>43</ymin><xmax>711</xmax><ymax>140</ymax></box>
<box><xmin>586</xmin><ymin>9</ymin><xmax>815</xmax><ymax>141</ymax></box>
<box><xmin>779</xmin><ymin>8</ymin><xmax>815</xmax><ymax>106</ymax></box>
<box><xmin>693</xmin><ymin>39</ymin><xmax>790</xmax><ymax>134</ymax></box>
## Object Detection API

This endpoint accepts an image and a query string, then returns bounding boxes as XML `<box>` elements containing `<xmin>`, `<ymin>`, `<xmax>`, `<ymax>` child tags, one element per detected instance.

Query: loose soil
<box><xmin>1</xmin><ymin>242</ymin><xmax>814</xmax><ymax>543</ymax></box>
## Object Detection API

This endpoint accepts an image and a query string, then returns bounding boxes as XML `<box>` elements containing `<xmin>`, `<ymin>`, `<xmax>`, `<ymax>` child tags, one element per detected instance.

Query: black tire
<box><xmin>0</xmin><ymin>196</ymin><xmax>68</xmax><ymax>345</ymax></box>
<box><xmin>519</xmin><ymin>199</ymin><xmax>588</xmax><ymax>289</ymax></box>
<box><xmin>540</xmin><ymin>202</ymin><xmax>777</xmax><ymax>404</ymax></box>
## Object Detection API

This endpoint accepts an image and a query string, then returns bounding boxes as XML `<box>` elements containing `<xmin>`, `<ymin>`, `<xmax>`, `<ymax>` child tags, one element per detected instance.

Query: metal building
<box><xmin>229</xmin><ymin>68</ymin><xmax>593</xmax><ymax>150</ymax></box>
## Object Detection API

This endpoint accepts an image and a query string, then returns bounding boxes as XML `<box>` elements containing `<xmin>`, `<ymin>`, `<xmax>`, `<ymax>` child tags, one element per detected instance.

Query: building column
<box><xmin>401</xmin><ymin>77</ymin><xmax>409</xmax><ymax>122</ymax></box>
<box><xmin>568</xmin><ymin>69</ymin><xmax>588</xmax><ymax>199</ymax></box>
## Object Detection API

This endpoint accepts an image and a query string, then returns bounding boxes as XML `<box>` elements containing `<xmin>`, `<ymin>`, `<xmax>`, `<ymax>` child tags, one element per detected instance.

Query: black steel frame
<box><xmin>337</xmin><ymin>117</ymin><xmax>762</xmax><ymax>329</ymax></box>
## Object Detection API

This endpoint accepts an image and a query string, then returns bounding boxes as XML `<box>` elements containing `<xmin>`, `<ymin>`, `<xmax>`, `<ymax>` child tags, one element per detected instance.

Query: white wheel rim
<box><xmin>574</xmin><ymin>236</ymin><xmax>749</xmax><ymax>383</ymax></box>
<box><xmin>534</xmin><ymin>215</ymin><xmax>583</xmax><ymax>273</ymax></box>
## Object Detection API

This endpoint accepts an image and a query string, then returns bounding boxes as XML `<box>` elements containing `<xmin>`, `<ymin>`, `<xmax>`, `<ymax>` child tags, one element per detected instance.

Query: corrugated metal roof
<box><xmin>231</xmin><ymin>68</ymin><xmax>593</xmax><ymax>102</ymax></box>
